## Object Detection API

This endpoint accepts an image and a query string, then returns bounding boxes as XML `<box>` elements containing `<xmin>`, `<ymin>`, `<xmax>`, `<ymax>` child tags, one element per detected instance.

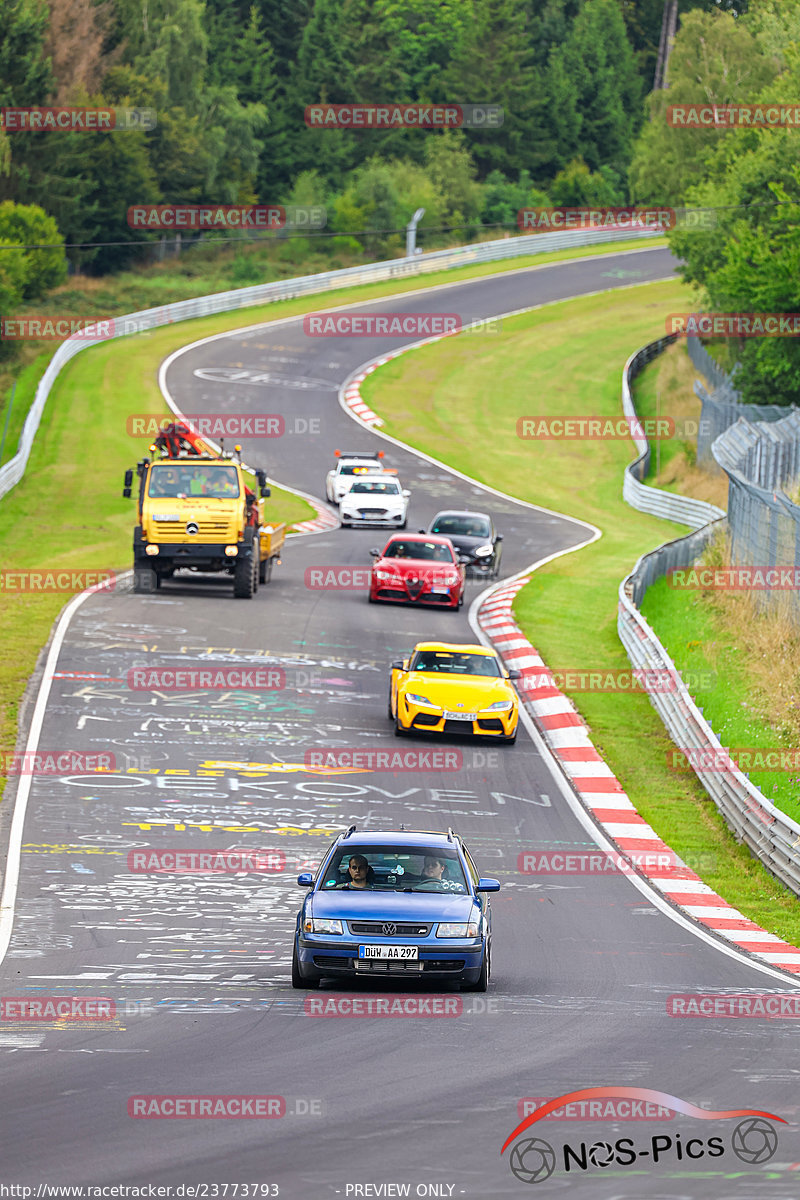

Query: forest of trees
<box><xmin>3</xmin><ymin>0</ymin><xmax>800</xmax><ymax>400</ymax></box>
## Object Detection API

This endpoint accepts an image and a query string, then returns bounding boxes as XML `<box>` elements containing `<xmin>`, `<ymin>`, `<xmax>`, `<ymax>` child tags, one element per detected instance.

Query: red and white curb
<box><xmin>288</xmin><ymin>502</ymin><xmax>339</xmax><ymax>536</ymax></box>
<box><xmin>478</xmin><ymin>581</ymin><xmax>800</xmax><ymax>977</ymax></box>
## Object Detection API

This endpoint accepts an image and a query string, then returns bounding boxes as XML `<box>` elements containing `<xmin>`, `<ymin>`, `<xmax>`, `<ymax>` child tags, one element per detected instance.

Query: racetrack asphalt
<box><xmin>1</xmin><ymin>245</ymin><xmax>797</xmax><ymax>1196</ymax></box>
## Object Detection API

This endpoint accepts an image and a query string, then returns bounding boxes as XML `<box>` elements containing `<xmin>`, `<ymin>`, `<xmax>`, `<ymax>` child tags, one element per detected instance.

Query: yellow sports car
<box><xmin>389</xmin><ymin>642</ymin><xmax>521</xmax><ymax>742</ymax></box>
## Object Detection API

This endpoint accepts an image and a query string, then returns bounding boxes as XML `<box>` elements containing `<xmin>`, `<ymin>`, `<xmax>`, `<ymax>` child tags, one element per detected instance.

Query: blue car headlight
<box><xmin>437</xmin><ymin>919</ymin><xmax>481</xmax><ymax>938</ymax></box>
<box><xmin>303</xmin><ymin>918</ymin><xmax>343</xmax><ymax>934</ymax></box>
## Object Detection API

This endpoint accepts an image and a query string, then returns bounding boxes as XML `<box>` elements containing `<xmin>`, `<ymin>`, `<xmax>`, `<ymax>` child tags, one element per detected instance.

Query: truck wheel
<box><xmin>259</xmin><ymin>556</ymin><xmax>272</xmax><ymax>585</ymax></box>
<box><xmin>233</xmin><ymin>555</ymin><xmax>255</xmax><ymax>599</ymax></box>
<box><xmin>133</xmin><ymin>566</ymin><xmax>158</xmax><ymax>594</ymax></box>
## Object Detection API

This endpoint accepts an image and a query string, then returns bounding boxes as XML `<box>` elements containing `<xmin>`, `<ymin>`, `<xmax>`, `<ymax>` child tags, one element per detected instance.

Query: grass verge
<box><xmin>361</xmin><ymin>279</ymin><xmax>800</xmax><ymax>945</ymax></box>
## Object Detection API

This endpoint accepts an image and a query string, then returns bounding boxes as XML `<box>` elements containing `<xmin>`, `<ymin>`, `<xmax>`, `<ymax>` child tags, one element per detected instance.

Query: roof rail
<box><xmin>342</xmin><ymin>824</ymin><xmax>357</xmax><ymax>839</ymax></box>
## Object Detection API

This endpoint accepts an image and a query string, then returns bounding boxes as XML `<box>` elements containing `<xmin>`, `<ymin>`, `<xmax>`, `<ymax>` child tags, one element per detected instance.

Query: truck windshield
<box><xmin>149</xmin><ymin>465</ymin><xmax>240</xmax><ymax>498</ymax></box>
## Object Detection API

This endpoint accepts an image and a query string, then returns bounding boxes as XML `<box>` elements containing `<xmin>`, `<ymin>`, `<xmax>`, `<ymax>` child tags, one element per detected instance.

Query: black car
<box><xmin>423</xmin><ymin>510</ymin><xmax>503</xmax><ymax>577</ymax></box>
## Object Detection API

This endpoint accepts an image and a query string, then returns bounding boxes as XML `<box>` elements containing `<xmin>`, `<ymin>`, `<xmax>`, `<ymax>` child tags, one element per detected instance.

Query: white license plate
<box><xmin>431</xmin><ymin>586</ymin><xmax>450</xmax><ymax>594</ymax></box>
<box><xmin>358</xmin><ymin>945</ymin><xmax>418</xmax><ymax>960</ymax></box>
<box><xmin>443</xmin><ymin>710</ymin><xmax>477</xmax><ymax>721</ymax></box>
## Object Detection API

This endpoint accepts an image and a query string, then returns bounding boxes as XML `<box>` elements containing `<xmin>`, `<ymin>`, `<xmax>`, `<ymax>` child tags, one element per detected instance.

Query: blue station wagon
<box><xmin>292</xmin><ymin>827</ymin><xmax>499</xmax><ymax>992</ymax></box>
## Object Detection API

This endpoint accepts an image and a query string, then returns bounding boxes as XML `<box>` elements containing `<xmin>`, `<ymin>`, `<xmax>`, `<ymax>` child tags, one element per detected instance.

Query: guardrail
<box><xmin>622</xmin><ymin>335</ymin><xmax>726</xmax><ymax>529</ymax></box>
<box><xmin>619</xmin><ymin>547</ymin><xmax>800</xmax><ymax>899</ymax></box>
<box><xmin>0</xmin><ymin>224</ymin><xmax>660</xmax><ymax>501</ymax></box>
<box><xmin>619</xmin><ymin>340</ymin><xmax>800</xmax><ymax>898</ymax></box>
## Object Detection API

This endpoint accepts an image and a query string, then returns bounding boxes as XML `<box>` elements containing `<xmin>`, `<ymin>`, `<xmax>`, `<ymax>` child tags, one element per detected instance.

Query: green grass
<box><xmin>641</xmin><ymin>575</ymin><xmax>800</xmax><ymax>825</ymax></box>
<box><xmin>361</xmin><ymin>279</ymin><xmax>800</xmax><ymax>945</ymax></box>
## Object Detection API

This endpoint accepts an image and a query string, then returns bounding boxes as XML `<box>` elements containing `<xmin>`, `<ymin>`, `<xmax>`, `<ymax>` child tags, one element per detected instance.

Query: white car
<box><xmin>340</xmin><ymin>476</ymin><xmax>410</xmax><ymax>528</ymax></box>
<box><xmin>325</xmin><ymin>451</ymin><xmax>388</xmax><ymax>504</ymax></box>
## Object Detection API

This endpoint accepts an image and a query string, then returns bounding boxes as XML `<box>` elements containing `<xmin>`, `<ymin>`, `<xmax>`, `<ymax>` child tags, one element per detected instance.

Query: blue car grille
<box><xmin>349</xmin><ymin>922</ymin><xmax>431</xmax><ymax>936</ymax></box>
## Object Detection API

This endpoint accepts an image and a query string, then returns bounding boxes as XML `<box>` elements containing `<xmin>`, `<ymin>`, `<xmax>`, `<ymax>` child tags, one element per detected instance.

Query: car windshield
<box><xmin>320</xmin><ymin>845</ymin><xmax>468</xmax><ymax>893</ymax></box>
<box><xmin>382</xmin><ymin>541</ymin><xmax>454</xmax><ymax>562</ymax></box>
<box><xmin>349</xmin><ymin>480</ymin><xmax>401</xmax><ymax>494</ymax></box>
<box><xmin>148</xmin><ymin>465</ymin><xmax>240</xmax><ymax>498</ymax></box>
<box><xmin>431</xmin><ymin>515</ymin><xmax>491</xmax><ymax>538</ymax></box>
<box><xmin>340</xmin><ymin>463</ymin><xmax>381</xmax><ymax>476</ymax></box>
<box><xmin>410</xmin><ymin>651</ymin><xmax>502</xmax><ymax>677</ymax></box>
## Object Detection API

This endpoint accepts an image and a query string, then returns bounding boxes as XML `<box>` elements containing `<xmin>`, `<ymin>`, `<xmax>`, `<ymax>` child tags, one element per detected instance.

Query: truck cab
<box><xmin>124</xmin><ymin>442</ymin><xmax>281</xmax><ymax>598</ymax></box>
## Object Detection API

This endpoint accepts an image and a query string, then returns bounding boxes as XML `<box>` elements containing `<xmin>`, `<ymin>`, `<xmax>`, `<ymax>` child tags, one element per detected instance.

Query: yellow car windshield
<box><xmin>409</xmin><ymin>652</ymin><xmax>501</xmax><ymax>677</ymax></box>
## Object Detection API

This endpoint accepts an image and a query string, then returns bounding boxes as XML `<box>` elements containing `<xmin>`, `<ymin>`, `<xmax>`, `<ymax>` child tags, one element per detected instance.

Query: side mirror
<box><xmin>369</xmin><ymin>548</ymin><xmax>381</xmax><ymax>557</ymax></box>
<box><xmin>402</xmin><ymin>490</ymin><xmax>411</xmax><ymax>498</ymax></box>
<box><xmin>507</xmin><ymin>668</ymin><xmax>522</xmax><ymax>680</ymax></box>
<box><xmin>476</xmin><ymin>877</ymin><xmax>500</xmax><ymax>892</ymax></box>
<box><xmin>123</xmin><ymin>469</ymin><xmax>133</xmax><ymax>498</ymax></box>
<box><xmin>123</xmin><ymin>487</ymin><xmax>132</xmax><ymax>498</ymax></box>
<box><xmin>496</xmin><ymin>534</ymin><xmax>503</xmax><ymax>542</ymax></box>
<box><xmin>260</xmin><ymin>486</ymin><xmax>270</xmax><ymax>498</ymax></box>
<box><xmin>297</xmin><ymin>873</ymin><xmax>314</xmax><ymax>887</ymax></box>
<box><xmin>417</xmin><ymin>528</ymin><xmax>426</xmax><ymax>534</ymax></box>
<box><xmin>391</xmin><ymin>659</ymin><xmax>404</xmax><ymax>670</ymax></box>
<box><xmin>458</xmin><ymin>554</ymin><xmax>471</xmax><ymax>564</ymax></box>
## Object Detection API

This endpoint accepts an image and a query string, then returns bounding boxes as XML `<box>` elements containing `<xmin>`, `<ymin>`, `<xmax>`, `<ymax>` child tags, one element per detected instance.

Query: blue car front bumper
<box><xmin>296</xmin><ymin>935</ymin><xmax>485</xmax><ymax>983</ymax></box>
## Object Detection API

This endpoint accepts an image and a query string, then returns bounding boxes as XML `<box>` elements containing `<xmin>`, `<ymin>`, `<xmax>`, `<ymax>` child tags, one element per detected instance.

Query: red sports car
<box><xmin>368</xmin><ymin>534</ymin><xmax>466</xmax><ymax>609</ymax></box>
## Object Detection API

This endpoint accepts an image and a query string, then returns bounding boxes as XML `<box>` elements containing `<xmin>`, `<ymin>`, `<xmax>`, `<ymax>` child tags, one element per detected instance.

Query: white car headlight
<box><xmin>303</xmin><ymin>918</ymin><xmax>343</xmax><ymax>934</ymax></box>
<box><xmin>437</xmin><ymin>919</ymin><xmax>481</xmax><ymax>938</ymax></box>
<box><xmin>406</xmin><ymin>693</ymin><xmax>441</xmax><ymax>710</ymax></box>
<box><xmin>482</xmin><ymin>699</ymin><xmax>513</xmax><ymax>712</ymax></box>
<box><xmin>474</xmin><ymin>544</ymin><xmax>494</xmax><ymax>557</ymax></box>
<box><xmin>375</xmin><ymin>569</ymin><xmax>399</xmax><ymax>581</ymax></box>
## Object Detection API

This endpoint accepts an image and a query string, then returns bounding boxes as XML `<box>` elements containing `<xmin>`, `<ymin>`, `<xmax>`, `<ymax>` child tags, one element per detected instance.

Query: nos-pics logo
<box><xmin>501</xmin><ymin>1087</ymin><xmax>783</xmax><ymax>1184</ymax></box>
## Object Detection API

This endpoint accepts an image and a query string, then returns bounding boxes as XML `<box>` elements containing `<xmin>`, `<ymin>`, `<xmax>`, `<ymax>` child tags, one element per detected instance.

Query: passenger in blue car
<box><xmin>341</xmin><ymin>854</ymin><xmax>375</xmax><ymax>889</ymax></box>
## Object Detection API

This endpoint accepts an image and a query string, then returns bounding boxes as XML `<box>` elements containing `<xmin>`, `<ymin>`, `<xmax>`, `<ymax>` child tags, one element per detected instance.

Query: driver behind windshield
<box><xmin>341</xmin><ymin>854</ymin><xmax>375</xmax><ymax>889</ymax></box>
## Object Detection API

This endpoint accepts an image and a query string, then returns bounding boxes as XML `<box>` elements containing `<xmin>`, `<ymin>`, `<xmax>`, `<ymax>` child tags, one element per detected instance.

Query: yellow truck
<box><xmin>123</xmin><ymin>425</ymin><xmax>284</xmax><ymax>598</ymax></box>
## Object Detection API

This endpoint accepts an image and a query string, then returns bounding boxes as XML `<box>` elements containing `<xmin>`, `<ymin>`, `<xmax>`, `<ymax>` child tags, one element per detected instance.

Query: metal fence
<box><xmin>619</xmin><ymin>339</ymin><xmax>800</xmax><ymax>899</ymax></box>
<box><xmin>619</xmin><ymin>556</ymin><xmax>800</xmax><ymax>899</ymax></box>
<box><xmin>712</xmin><ymin>412</ymin><xmax>800</xmax><ymax>610</ymax></box>
<box><xmin>685</xmin><ymin>335</ymin><xmax>800</xmax><ymax>463</ymax></box>
<box><xmin>0</xmin><ymin>224</ymin><xmax>659</xmax><ymax>501</ymax></box>
<box><xmin>622</xmin><ymin>335</ymin><xmax>725</xmax><ymax>529</ymax></box>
